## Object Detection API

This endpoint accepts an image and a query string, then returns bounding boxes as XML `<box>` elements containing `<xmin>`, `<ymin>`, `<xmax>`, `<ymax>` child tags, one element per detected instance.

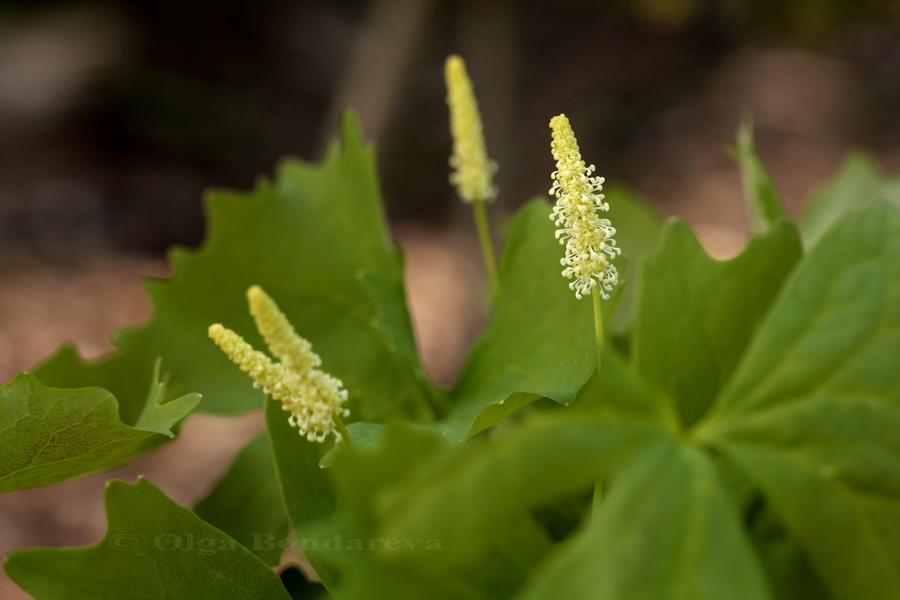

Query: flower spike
<box><xmin>549</xmin><ymin>114</ymin><xmax>622</xmax><ymax>299</ymax></box>
<box><xmin>209</xmin><ymin>288</ymin><xmax>350</xmax><ymax>443</ymax></box>
<box><xmin>247</xmin><ymin>285</ymin><xmax>319</xmax><ymax>372</ymax></box>
<box><xmin>445</xmin><ymin>55</ymin><xmax>497</xmax><ymax>204</ymax></box>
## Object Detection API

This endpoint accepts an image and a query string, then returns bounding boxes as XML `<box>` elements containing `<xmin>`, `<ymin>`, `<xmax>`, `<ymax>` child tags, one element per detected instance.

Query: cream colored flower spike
<box><xmin>549</xmin><ymin>114</ymin><xmax>622</xmax><ymax>299</ymax></box>
<box><xmin>209</xmin><ymin>288</ymin><xmax>350</xmax><ymax>443</ymax></box>
<box><xmin>445</xmin><ymin>55</ymin><xmax>497</xmax><ymax>204</ymax></box>
<box><xmin>247</xmin><ymin>285</ymin><xmax>319</xmax><ymax>371</ymax></box>
<box><xmin>207</xmin><ymin>324</ymin><xmax>286</xmax><ymax>393</ymax></box>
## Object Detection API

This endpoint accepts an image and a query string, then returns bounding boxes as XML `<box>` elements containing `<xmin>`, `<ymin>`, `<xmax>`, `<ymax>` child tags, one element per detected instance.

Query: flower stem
<box><xmin>472</xmin><ymin>198</ymin><xmax>499</xmax><ymax>301</ymax></box>
<box><xmin>592</xmin><ymin>289</ymin><xmax>605</xmax><ymax>371</ymax></box>
<box><xmin>591</xmin><ymin>290</ymin><xmax>605</xmax><ymax>515</ymax></box>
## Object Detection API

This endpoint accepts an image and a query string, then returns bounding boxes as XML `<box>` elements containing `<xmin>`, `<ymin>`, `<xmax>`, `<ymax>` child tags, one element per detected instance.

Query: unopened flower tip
<box><xmin>445</xmin><ymin>55</ymin><xmax>497</xmax><ymax>204</ymax></box>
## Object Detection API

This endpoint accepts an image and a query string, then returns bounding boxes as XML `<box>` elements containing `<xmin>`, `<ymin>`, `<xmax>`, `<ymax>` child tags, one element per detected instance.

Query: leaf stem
<box><xmin>472</xmin><ymin>198</ymin><xmax>499</xmax><ymax>301</ymax></box>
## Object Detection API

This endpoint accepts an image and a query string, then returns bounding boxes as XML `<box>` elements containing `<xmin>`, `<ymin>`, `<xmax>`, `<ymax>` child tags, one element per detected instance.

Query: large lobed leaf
<box><xmin>3</xmin><ymin>478</ymin><xmax>291</xmax><ymax>600</ymax></box>
<box><xmin>712</xmin><ymin>201</ymin><xmax>900</xmax><ymax>416</ymax></box>
<box><xmin>0</xmin><ymin>369</ymin><xmax>198</xmax><ymax>494</ymax></box>
<box><xmin>518</xmin><ymin>441</ymin><xmax>770</xmax><ymax>600</ymax></box>
<box><xmin>700</xmin><ymin>201</ymin><xmax>900</xmax><ymax>599</ymax></box>
<box><xmin>378</xmin><ymin>416</ymin><xmax>662</xmax><ymax>564</ymax></box>
<box><xmin>634</xmin><ymin>218</ymin><xmax>802</xmax><ymax>427</ymax></box>
<box><xmin>447</xmin><ymin>200</ymin><xmax>596</xmax><ymax>439</ymax></box>
<box><xmin>34</xmin><ymin>112</ymin><xmax>436</xmax><ymax>424</ymax></box>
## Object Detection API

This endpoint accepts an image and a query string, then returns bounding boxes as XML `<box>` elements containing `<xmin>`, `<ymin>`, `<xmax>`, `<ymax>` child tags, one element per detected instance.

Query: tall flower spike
<box><xmin>247</xmin><ymin>285</ymin><xmax>319</xmax><ymax>372</ymax></box>
<box><xmin>445</xmin><ymin>55</ymin><xmax>497</xmax><ymax>203</ymax></box>
<box><xmin>209</xmin><ymin>288</ymin><xmax>350</xmax><ymax>443</ymax></box>
<box><xmin>549</xmin><ymin>114</ymin><xmax>622</xmax><ymax>299</ymax></box>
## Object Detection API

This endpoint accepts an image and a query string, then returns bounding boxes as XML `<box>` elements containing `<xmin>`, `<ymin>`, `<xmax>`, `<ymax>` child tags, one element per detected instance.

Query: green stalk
<box><xmin>591</xmin><ymin>289</ymin><xmax>605</xmax><ymax>514</ymax></box>
<box><xmin>592</xmin><ymin>289</ymin><xmax>605</xmax><ymax>371</ymax></box>
<box><xmin>472</xmin><ymin>198</ymin><xmax>499</xmax><ymax>301</ymax></box>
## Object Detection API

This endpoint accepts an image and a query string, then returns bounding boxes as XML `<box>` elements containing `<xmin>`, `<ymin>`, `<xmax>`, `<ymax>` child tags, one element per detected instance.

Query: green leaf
<box><xmin>572</xmin><ymin>347</ymin><xmax>675</xmax><ymax>427</ymax></box>
<box><xmin>0</xmin><ymin>370</ymin><xmax>199</xmax><ymax>494</ymax></box>
<box><xmin>634</xmin><ymin>218</ymin><xmax>802</xmax><ymax>428</ymax></box>
<box><xmin>447</xmin><ymin>200</ymin><xmax>597</xmax><ymax>440</ymax></box>
<box><xmin>336</xmin><ymin>516</ymin><xmax>551</xmax><ymax>600</ymax></box>
<box><xmin>713</xmin><ymin>201</ymin><xmax>900</xmax><ymax>416</ymax></box>
<box><xmin>319</xmin><ymin>421</ymin><xmax>388</xmax><ymax>468</ymax></box>
<box><xmin>35</xmin><ymin>112</ymin><xmax>437</xmax><ymax>423</ymax></box>
<box><xmin>265</xmin><ymin>397</ymin><xmax>339</xmax><ymax>592</ymax></box>
<box><xmin>465</xmin><ymin>392</ymin><xmax>541</xmax><ymax>439</ymax></box>
<box><xmin>518</xmin><ymin>441</ymin><xmax>771</xmax><ymax>600</ymax></box>
<box><xmin>134</xmin><ymin>360</ymin><xmax>200</xmax><ymax>434</ymax></box>
<box><xmin>3</xmin><ymin>478</ymin><xmax>291</xmax><ymax>600</ymax></box>
<box><xmin>715</xmin><ymin>427</ymin><xmax>900</xmax><ymax>600</ymax></box>
<box><xmin>748</xmin><ymin>501</ymin><xmax>831</xmax><ymax>600</ymax></box>
<box><xmin>601</xmin><ymin>184</ymin><xmax>666</xmax><ymax>333</ymax></box>
<box><xmin>194</xmin><ymin>433</ymin><xmax>288</xmax><ymax>566</ymax></box>
<box><xmin>451</xmin><ymin>188</ymin><xmax>664</xmax><ymax>441</ymax></box>
<box><xmin>801</xmin><ymin>151</ymin><xmax>900</xmax><ymax>248</ymax></box>
<box><xmin>313</xmin><ymin>424</ymin><xmax>553</xmax><ymax>600</ymax></box>
<box><xmin>701</xmin><ymin>201</ymin><xmax>900</xmax><ymax>599</ymax></box>
<box><xmin>735</xmin><ymin>117</ymin><xmax>787</xmax><ymax>234</ymax></box>
<box><xmin>380</xmin><ymin>415</ymin><xmax>661</xmax><ymax>564</ymax></box>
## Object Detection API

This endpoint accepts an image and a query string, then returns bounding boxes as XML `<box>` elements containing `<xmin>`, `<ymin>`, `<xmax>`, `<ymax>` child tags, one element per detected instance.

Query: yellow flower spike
<box><xmin>208</xmin><ymin>323</ymin><xmax>285</xmax><ymax>392</ymax></box>
<box><xmin>247</xmin><ymin>285</ymin><xmax>319</xmax><ymax>372</ymax></box>
<box><xmin>208</xmin><ymin>288</ymin><xmax>350</xmax><ymax>444</ymax></box>
<box><xmin>445</xmin><ymin>55</ymin><xmax>497</xmax><ymax>204</ymax></box>
<box><xmin>549</xmin><ymin>114</ymin><xmax>622</xmax><ymax>300</ymax></box>
<box><xmin>445</xmin><ymin>54</ymin><xmax>500</xmax><ymax>300</ymax></box>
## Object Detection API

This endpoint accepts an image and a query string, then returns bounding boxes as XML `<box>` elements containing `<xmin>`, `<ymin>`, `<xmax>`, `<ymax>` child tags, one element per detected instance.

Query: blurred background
<box><xmin>1</xmin><ymin>0</ymin><xmax>899</xmax><ymax>596</ymax></box>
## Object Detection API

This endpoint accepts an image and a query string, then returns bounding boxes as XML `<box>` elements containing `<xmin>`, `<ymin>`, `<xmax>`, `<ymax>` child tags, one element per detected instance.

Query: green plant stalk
<box><xmin>591</xmin><ymin>289</ymin><xmax>605</xmax><ymax>513</ymax></box>
<box><xmin>592</xmin><ymin>290</ymin><xmax>604</xmax><ymax>371</ymax></box>
<box><xmin>472</xmin><ymin>198</ymin><xmax>499</xmax><ymax>301</ymax></box>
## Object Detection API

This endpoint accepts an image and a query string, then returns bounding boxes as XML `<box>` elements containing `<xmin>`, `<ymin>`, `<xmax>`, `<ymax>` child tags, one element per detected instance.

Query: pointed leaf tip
<box><xmin>0</xmin><ymin>373</ymin><xmax>197</xmax><ymax>493</ymax></box>
<box><xmin>735</xmin><ymin>118</ymin><xmax>788</xmax><ymax>234</ymax></box>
